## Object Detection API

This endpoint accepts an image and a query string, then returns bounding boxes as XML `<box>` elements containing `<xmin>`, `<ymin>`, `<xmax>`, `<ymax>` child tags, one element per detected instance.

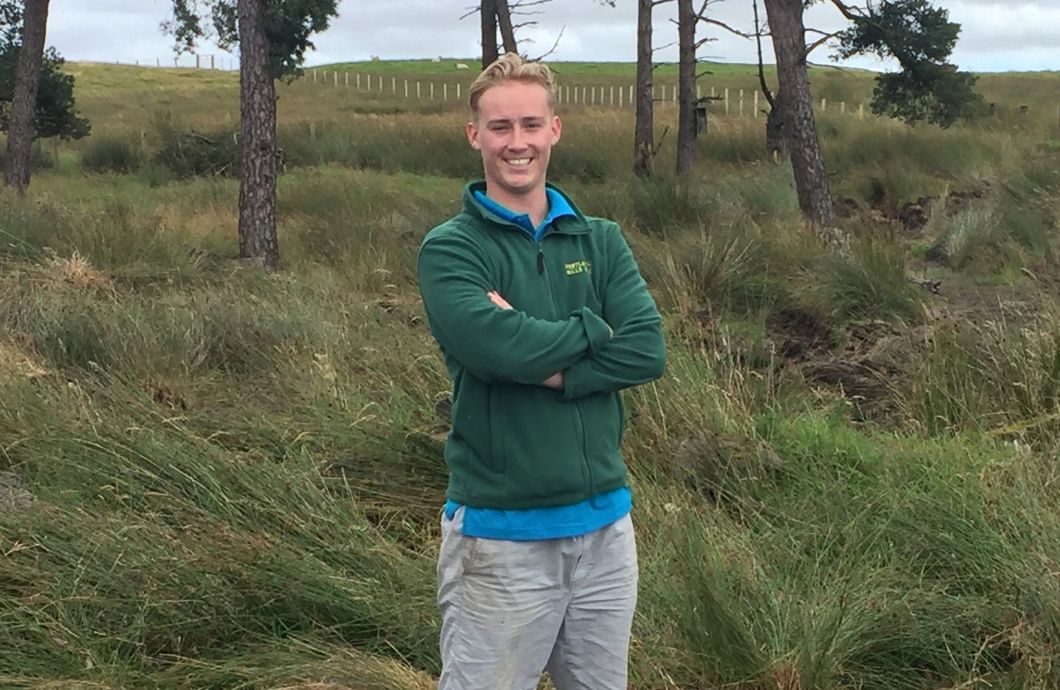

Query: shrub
<box><xmin>809</xmin><ymin>240</ymin><xmax>925</xmax><ymax>322</ymax></box>
<box><xmin>154</xmin><ymin>126</ymin><xmax>240</xmax><ymax>179</ymax></box>
<box><xmin>80</xmin><ymin>135</ymin><xmax>142</xmax><ymax>174</ymax></box>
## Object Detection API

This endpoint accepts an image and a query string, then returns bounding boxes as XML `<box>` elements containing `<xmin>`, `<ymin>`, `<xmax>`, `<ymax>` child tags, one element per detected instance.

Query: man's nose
<box><xmin>508</xmin><ymin>126</ymin><xmax>528</xmax><ymax>149</ymax></box>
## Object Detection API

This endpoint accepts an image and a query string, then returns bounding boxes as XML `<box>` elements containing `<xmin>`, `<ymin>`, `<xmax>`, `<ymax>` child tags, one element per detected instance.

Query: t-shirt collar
<box><xmin>473</xmin><ymin>187</ymin><xmax>576</xmax><ymax>241</ymax></box>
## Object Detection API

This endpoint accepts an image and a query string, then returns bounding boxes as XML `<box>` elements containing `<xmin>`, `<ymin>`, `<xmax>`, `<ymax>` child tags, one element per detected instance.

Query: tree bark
<box><xmin>237</xmin><ymin>0</ymin><xmax>279</xmax><ymax>270</ymax></box>
<box><xmin>481</xmin><ymin>0</ymin><xmax>499</xmax><ymax>69</ymax></box>
<box><xmin>676</xmin><ymin>0</ymin><xmax>696</xmax><ymax>176</ymax></box>
<box><xmin>633</xmin><ymin>0</ymin><xmax>654</xmax><ymax>178</ymax></box>
<box><xmin>496</xmin><ymin>0</ymin><xmax>518</xmax><ymax>55</ymax></box>
<box><xmin>763</xmin><ymin>0</ymin><xmax>846</xmax><ymax>251</ymax></box>
<box><xmin>4</xmin><ymin>0</ymin><xmax>50</xmax><ymax>196</ymax></box>
<box><xmin>765</xmin><ymin>91</ymin><xmax>789</xmax><ymax>158</ymax></box>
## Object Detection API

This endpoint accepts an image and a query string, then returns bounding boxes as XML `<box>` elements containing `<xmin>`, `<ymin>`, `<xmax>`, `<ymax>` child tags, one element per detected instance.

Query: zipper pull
<box><xmin>536</xmin><ymin>248</ymin><xmax>544</xmax><ymax>274</ymax></box>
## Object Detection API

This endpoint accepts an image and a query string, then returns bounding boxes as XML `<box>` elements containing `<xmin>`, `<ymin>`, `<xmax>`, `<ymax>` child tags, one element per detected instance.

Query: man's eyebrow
<box><xmin>485</xmin><ymin>116</ymin><xmax>546</xmax><ymax>126</ymax></box>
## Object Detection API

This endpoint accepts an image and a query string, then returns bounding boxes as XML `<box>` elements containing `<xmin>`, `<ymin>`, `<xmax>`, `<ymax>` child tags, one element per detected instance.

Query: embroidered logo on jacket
<box><xmin>564</xmin><ymin>260</ymin><xmax>592</xmax><ymax>276</ymax></box>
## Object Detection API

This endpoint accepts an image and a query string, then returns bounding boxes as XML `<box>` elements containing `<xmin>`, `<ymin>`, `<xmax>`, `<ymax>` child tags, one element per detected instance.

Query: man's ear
<box><xmin>551</xmin><ymin>115</ymin><xmax>562</xmax><ymax>145</ymax></box>
<box><xmin>466</xmin><ymin>120</ymin><xmax>480</xmax><ymax>150</ymax></box>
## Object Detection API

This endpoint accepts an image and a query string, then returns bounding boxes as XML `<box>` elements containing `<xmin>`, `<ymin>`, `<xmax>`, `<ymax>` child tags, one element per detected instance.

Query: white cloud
<box><xmin>41</xmin><ymin>0</ymin><xmax>1059</xmax><ymax>72</ymax></box>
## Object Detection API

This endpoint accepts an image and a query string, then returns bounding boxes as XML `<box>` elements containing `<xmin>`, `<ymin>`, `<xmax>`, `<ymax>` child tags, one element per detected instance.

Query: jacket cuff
<box><xmin>577</xmin><ymin>307</ymin><xmax>611</xmax><ymax>355</ymax></box>
<box><xmin>562</xmin><ymin>357</ymin><xmax>595</xmax><ymax>400</ymax></box>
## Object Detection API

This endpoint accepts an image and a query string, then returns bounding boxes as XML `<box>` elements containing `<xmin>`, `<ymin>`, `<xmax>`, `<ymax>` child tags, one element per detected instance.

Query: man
<box><xmin>418</xmin><ymin>52</ymin><xmax>666</xmax><ymax>690</ymax></box>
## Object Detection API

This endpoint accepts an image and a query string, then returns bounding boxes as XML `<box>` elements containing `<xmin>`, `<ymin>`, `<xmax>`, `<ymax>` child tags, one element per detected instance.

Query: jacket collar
<box><xmin>461</xmin><ymin>180</ymin><xmax>591</xmax><ymax>236</ymax></box>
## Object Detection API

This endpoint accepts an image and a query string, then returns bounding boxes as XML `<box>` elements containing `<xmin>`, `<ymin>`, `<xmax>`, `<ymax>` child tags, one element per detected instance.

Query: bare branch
<box><xmin>807</xmin><ymin>60</ymin><xmax>854</xmax><ymax>72</ymax></box>
<box><xmin>458</xmin><ymin>4</ymin><xmax>480</xmax><ymax>21</ymax></box>
<box><xmin>698</xmin><ymin>17</ymin><xmax>754</xmax><ymax>39</ymax></box>
<box><xmin>651</xmin><ymin>125</ymin><xmax>670</xmax><ymax>156</ymax></box>
<box><xmin>528</xmin><ymin>25</ymin><xmax>565</xmax><ymax>62</ymax></box>
<box><xmin>828</xmin><ymin>0</ymin><xmax>862</xmax><ymax>22</ymax></box>
<box><xmin>652</xmin><ymin>39</ymin><xmax>678</xmax><ymax>53</ymax></box>
<box><xmin>753</xmin><ymin>0</ymin><xmax>775</xmax><ymax>109</ymax></box>
<box><xmin>804</xmin><ymin>30</ymin><xmax>841</xmax><ymax>57</ymax></box>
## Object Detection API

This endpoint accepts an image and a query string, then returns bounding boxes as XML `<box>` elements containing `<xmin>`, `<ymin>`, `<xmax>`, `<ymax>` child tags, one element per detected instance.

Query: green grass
<box><xmin>1</xmin><ymin>61</ymin><xmax>1059</xmax><ymax>689</ymax></box>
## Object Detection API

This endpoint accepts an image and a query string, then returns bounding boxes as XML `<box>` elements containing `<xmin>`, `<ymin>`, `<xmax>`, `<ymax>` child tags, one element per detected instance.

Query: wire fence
<box><xmin>302</xmin><ymin>67</ymin><xmax>876</xmax><ymax>119</ymax></box>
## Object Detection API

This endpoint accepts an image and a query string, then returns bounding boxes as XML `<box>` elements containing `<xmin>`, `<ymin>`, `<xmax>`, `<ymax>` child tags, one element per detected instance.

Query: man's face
<box><xmin>467</xmin><ymin>81</ymin><xmax>562</xmax><ymax>206</ymax></box>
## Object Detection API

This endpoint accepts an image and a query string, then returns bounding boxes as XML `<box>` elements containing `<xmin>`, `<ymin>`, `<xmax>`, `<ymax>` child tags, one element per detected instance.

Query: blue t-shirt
<box><xmin>447</xmin><ymin>188</ymin><xmax>632</xmax><ymax>540</ymax></box>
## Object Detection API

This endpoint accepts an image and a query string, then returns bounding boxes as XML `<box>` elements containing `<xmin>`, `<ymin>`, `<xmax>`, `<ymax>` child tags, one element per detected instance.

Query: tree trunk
<box><xmin>676</xmin><ymin>0</ymin><xmax>696</xmax><ymax>176</ymax></box>
<box><xmin>496</xmin><ymin>0</ymin><xmax>518</xmax><ymax>55</ymax></box>
<box><xmin>765</xmin><ymin>91</ymin><xmax>789</xmax><ymax>158</ymax></box>
<box><xmin>237</xmin><ymin>0</ymin><xmax>279</xmax><ymax>270</ymax></box>
<box><xmin>4</xmin><ymin>0</ymin><xmax>50</xmax><ymax>196</ymax></box>
<box><xmin>763</xmin><ymin>0</ymin><xmax>846</xmax><ymax>251</ymax></box>
<box><xmin>481</xmin><ymin>0</ymin><xmax>499</xmax><ymax>69</ymax></box>
<box><xmin>633</xmin><ymin>0</ymin><xmax>654</xmax><ymax>178</ymax></box>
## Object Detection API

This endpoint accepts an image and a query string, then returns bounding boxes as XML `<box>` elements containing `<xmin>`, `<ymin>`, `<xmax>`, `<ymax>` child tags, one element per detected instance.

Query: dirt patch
<box><xmin>800</xmin><ymin>319</ymin><xmax>936</xmax><ymax>421</ymax></box>
<box><xmin>765</xmin><ymin>306</ymin><xmax>834</xmax><ymax>361</ymax></box>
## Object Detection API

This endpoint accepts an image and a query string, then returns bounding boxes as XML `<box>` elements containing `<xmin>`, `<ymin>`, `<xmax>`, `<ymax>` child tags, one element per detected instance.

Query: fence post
<box><xmin>672</xmin><ymin>85</ymin><xmax>677</xmax><ymax>103</ymax></box>
<box><xmin>610</xmin><ymin>86</ymin><xmax>614</xmax><ymax>106</ymax></box>
<box><xmin>739</xmin><ymin>89</ymin><xmax>744</xmax><ymax>116</ymax></box>
<box><xmin>392</xmin><ymin>77</ymin><xmax>396</xmax><ymax>95</ymax></box>
<box><xmin>379</xmin><ymin>75</ymin><xmax>383</xmax><ymax>92</ymax></box>
<box><xmin>858</xmin><ymin>103</ymin><xmax>864</xmax><ymax>118</ymax></box>
<box><xmin>456</xmin><ymin>83</ymin><xmax>461</xmax><ymax>100</ymax></box>
<box><xmin>629</xmin><ymin>85</ymin><xmax>634</xmax><ymax>105</ymax></box>
<box><xmin>590</xmin><ymin>87</ymin><xmax>595</xmax><ymax>106</ymax></box>
<box><xmin>753</xmin><ymin>90</ymin><xmax>759</xmax><ymax>117</ymax></box>
<box><xmin>618</xmin><ymin>86</ymin><xmax>623</xmax><ymax>107</ymax></box>
<box><xmin>430</xmin><ymin>82</ymin><xmax>434</xmax><ymax>99</ymax></box>
<box><xmin>724</xmin><ymin>88</ymin><xmax>729</xmax><ymax>115</ymax></box>
<box><xmin>404</xmin><ymin>79</ymin><xmax>409</xmax><ymax>98</ymax></box>
<box><xmin>333</xmin><ymin>72</ymin><xmax>338</xmax><ymax>86</ymax></box>
<box><xmin>345</xmin><ymin>72</ymin><xmax>348</xmax><ymax>86</ymax></box>
<box><xmin>416</xmin><ymin>81</ymin><xmax>421</xmax><ymax>98</ymax></box>
<box><xmin>840</xmin><ymin>101</ymin><xmax>846</xmax><ymax>114</ymax></box>
<box><xmin>821</xmin><ymin>98</ymin><xmax>827</xmax><ymax>112</ymax></box>
<box><xmin>444</xmin><ymin>83</ymin><xmax>448</xmax><ymax>100</ymax></box>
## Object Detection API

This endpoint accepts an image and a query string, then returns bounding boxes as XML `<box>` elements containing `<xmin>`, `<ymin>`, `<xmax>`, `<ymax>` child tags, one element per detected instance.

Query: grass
<box><xmin>1</xmin><ymin>61</ymin><xmax>1059</xmax><ymax>688</ymax></box>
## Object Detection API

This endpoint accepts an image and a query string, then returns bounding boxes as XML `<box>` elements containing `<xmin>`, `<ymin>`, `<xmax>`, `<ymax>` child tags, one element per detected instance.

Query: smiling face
<box><xmin>467</xmin><ymin>80</ymin><xmax>562</xmax><ymax>215</ymax></box>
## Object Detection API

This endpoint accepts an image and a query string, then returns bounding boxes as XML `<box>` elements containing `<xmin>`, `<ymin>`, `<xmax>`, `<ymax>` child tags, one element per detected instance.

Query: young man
<box><xmin>418</xmin><ymin>53</ymin><xmax>666</xmax><ymax>690</ymax></box>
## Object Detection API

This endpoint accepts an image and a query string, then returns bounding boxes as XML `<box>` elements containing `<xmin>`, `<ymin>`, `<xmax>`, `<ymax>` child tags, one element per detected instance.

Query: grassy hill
<box><xmin>1</xmin><ymin>61</ymin><xmax>1059</xmax><ymax>689</ymax></box>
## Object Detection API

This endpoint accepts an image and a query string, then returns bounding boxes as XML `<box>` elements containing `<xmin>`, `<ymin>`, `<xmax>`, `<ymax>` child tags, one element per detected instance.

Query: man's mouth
<box><xmin>506</xmin><ymin>157</ymin><xmax>532</xmax><ymax>168</ymax></box>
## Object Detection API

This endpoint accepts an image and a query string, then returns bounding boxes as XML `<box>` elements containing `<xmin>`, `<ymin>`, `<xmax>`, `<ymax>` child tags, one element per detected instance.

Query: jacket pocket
<box><xmin>582</xmin><ymin>391</ymin><xmax>624</xmax><ymax>459</ymax></box>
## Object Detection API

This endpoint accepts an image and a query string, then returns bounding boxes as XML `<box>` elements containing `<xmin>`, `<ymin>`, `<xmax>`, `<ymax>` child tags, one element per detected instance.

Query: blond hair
<box><xmin>468</xmin><ymin>52</ymin><xmax>557</xmax><ymax>116</ymax></box>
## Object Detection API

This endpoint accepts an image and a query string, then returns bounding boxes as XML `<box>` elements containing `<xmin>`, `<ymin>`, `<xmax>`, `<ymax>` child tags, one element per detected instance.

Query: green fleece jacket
<box><xmin>418</xmin><ymin>181</ymin><xmax>666</xmax><ymax>509</ymax></box>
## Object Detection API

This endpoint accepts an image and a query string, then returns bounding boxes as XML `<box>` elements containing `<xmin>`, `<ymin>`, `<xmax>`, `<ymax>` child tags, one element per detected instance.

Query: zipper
<box><xmin>575</xmin><ymin>402</ymin><xmax>592</xmax><ymax>496</ymax></box>
<box><xmin>536</xmin><ymin>237</ymin><xmax>560</xmax><ymax>319</ymax></box>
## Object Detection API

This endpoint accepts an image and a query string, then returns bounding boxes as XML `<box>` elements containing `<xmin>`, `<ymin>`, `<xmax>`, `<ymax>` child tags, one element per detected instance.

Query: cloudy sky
<box><xmin>46</xmin><ymin>0</ymin><xmax>1058</xmax><ymax>73</ymax></box>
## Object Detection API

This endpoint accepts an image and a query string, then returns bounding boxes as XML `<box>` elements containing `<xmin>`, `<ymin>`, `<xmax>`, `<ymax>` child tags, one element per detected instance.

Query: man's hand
<box><xmin>487</xmin><ymin>290</ymin><xmax>512</xmax><ymax>310</ymax></box>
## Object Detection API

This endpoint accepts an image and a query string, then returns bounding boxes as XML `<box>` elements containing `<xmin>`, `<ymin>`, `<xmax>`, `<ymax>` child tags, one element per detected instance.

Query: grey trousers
<box><xmin>437</xmin><ymin>509</ymin><xmax>638</xmax><ymax>690</ymax></box>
